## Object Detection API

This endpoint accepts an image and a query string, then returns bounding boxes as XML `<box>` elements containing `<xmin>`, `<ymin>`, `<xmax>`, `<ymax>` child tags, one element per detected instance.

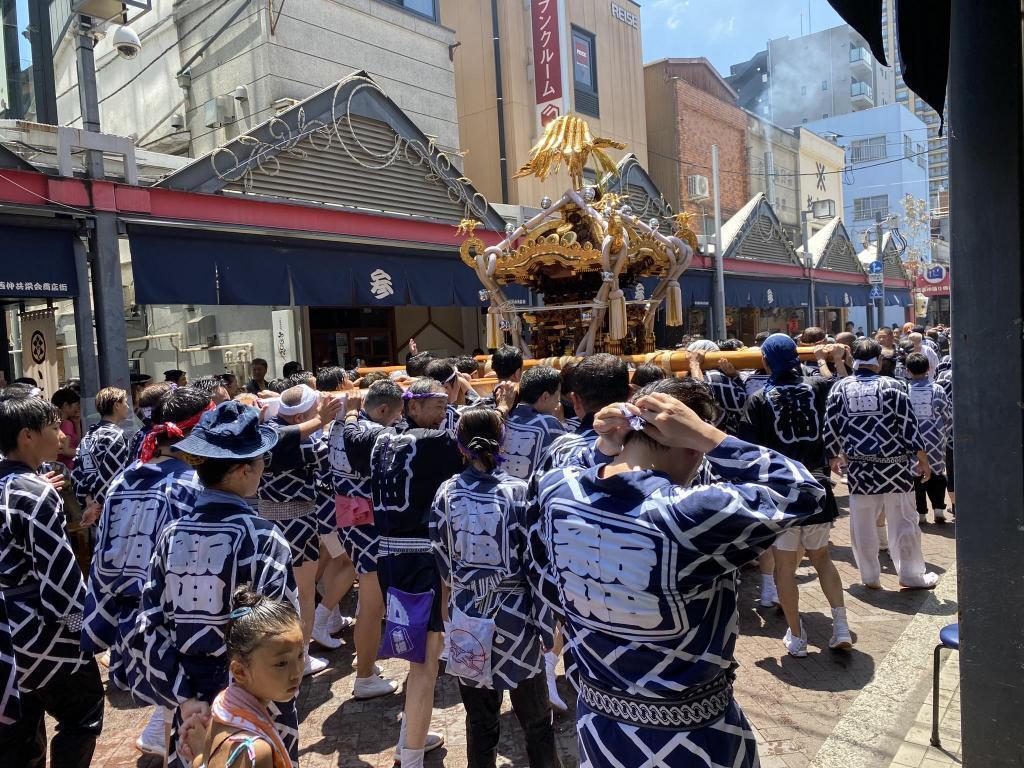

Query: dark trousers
<box><xmin>459</xmin><ymin>672</ymin><xmax>562</xmax><ymax>768</ymax></box>
<box><xmin>915</xmin><ymin>473</ymin><xmax>949</xmax><ymax>515</ymax></box>
<box><xmin>0</xmin><ymin>658</ymin><xmax>104</xmax><ymax>768</ymax></box>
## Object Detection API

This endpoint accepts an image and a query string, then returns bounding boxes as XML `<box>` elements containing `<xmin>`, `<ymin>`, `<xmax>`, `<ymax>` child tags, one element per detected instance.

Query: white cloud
<box><xmin>709</xmin><ymin>15</ymin><xmax>738</xmax><ymax>41</ymax></box>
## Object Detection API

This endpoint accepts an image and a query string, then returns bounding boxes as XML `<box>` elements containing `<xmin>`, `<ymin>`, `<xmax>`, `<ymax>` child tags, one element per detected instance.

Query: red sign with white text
<box><xmin>530</xmin><ymin>0</ymin><xmax>564</xmax><ymax>126</ymax></box>
<box><xmin>915</xmin><ymin>264</ymin><xmax>951</xmax><ymax>296</ymax></box>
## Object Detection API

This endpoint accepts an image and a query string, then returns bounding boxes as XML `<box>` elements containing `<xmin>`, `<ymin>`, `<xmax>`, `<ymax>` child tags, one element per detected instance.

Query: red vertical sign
<box><xmin>530</xmin><ymin>0</ymin><xmax>564</xmax><ymax>126</ymax></box>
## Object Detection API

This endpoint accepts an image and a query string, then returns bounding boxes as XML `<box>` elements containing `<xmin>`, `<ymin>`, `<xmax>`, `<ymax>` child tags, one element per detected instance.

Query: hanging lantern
<box><xmin>914</xmin><ymin>290</ymin><xmax>929</xmax><ymax>319</ymax></box>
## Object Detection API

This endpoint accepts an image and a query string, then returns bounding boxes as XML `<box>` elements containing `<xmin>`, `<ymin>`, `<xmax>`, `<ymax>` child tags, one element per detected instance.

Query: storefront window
<box><xmin>310</xmin><ymin>307</ymin><xmax>395</xmax><ymax>368</ymax></box>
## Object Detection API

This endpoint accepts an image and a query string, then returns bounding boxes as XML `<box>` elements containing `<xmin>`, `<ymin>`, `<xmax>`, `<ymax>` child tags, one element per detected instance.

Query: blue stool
<box><xmin>931</xmin><ymin>622</ymin><xmax>959</xmax><ymax>748</ymax></box>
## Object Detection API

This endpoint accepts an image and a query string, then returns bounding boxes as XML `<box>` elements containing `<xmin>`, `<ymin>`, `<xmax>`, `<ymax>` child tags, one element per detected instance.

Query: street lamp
<box><xmin>801</xmin><ymin>197</ymin><xmax>836</xmax><ymax>328</ymax></box>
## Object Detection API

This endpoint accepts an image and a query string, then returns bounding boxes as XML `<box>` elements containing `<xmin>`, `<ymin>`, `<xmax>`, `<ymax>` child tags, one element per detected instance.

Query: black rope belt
<box><xmin>579</xmin><ymin>671</ymin><xmax>733</xmax><ymax>731</ymax></box>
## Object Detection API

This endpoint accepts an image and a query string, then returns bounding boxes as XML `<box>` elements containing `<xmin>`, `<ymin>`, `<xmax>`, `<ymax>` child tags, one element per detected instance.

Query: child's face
<box><xmin>233</xmin><ymin>622</ymin><xmax>304</xmax><ymax>704</ymax></box>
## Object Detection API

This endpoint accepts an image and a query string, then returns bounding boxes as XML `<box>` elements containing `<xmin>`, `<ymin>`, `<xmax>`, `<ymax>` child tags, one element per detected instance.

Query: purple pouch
<box><xmin>378</xmin><ymin>587</ymin><xmax>435</xmax><ymax>664</ymax></box>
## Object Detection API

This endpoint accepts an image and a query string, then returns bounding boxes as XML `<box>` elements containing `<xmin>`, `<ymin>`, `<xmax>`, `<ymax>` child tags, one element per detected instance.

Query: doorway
<box><xmin>309</xmin><ymin>307</ymin><xmax>395</xmax><ymax>368</ymax></box>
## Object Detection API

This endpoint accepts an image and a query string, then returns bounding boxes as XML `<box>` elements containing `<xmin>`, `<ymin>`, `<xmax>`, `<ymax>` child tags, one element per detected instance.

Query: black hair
<box><xmin>559</xmin><ymin>360</ymin><xmax>578</xmax><ymax>395</ymax></box>
<box><xmin>51</xmin><ymin>387</ymin><xmax>80</xmax><ymax>409</ymax></box>
<box><xmin>718</xmin><ymin>338</ymin><xmax>745</xmax><ymax>352</ymax></box>
<box><xmin>359</xmin><ymin>371</ymin><xmax>388</xmax><ymax>387</ymax></box>
<box><xmin>219</xmin><ymin>373</ymin><xmax>237</xmax><ymax>385</ymax></box>
<box><xmin>252</xmin><ymin>358</ymin><xmax>268</xmax><ymax>368</ymax></box>
<box><xmin>196</xmin><ymin>457</ymin><xmax>256</xmax><ymax>487</ymax></box>
<box><xmin>801</xmin><ymin>327</ymin><xmax>827</xmax><ymax>344</ymax></box>
<box><xmin>456</xmin><ymin>407</ymin><xmax>504</xmax><ymax>472</ymax></box>
<box><xmin>454</xmin><ymin>356</ymin><xmax>479</xmax><ymax>376</ymax></box>
<box><xmin>266</xmin><ymin>378</ymin><xmax>289</xmax><ymax>394</ymax></box>
<box><xmin>406</xmin><ymin>352</ymin><xmax>434</xmax><ymax>378</ymax></box>
<box><xmin>192</xmin><ymin>375</ymin><xmax>227</xmax><ymax>397</ymax></box>
<box><xmin>152</xmin><ymin>388</ymin><xmax>213</xmax><ymax>450</ymax></box>
<box><xmin>364</xmin><ymin>379</ymin><xmax>404</xmax><ymax>411</ymax></box>
<box><xmin>852</xmin><ymin>338</ymin><xmax>882</xmax><ymax>361</ymax></box>
<box><xmin>286</xmin><ymin>371</ymin><xmax>314</xmax><ymax>389</ymax></box>
<box><xmin>225</xmin><ymin>585</ymin><xmax>301</xmax><ymax>663</ymax></box>
<box><xmin>572</xmin><ymin>353</ymin><xmax>629</xmax><ymax>414</ymax></box>
<box><xmin>0</xmin><ymin>390</ymin><xmax>59</xmax><ymax>454</ymax></box>
<box><xmin>425</xmin><ymin>359</ymin><xmax>457</xmax><ymax>385</ymax></box>
<box><xmin>316</xmin><ymin>366</ymin><xmax>347</xmax><ymax>392</ymax></box>
<box><xmin>491</xmin><ymin>346</ymin><xmax>523</xmax><ymax>380</ymax></box>
<box><xmin>754</xmin><ymin>331</ymin><xmax>771</xmax><ymax>346</ymax></box>
<box><xmin>912</xmin><ymin>325</ymin><xmax>926</xmax><ymax>335</ymax></box>
<box><xmin>471</xmin><ymin>348</ymin><xmax>484</xmax><ymax>357</ymax></box>
<box><xmin>906</xmin><ymin>352</ymin><xmax>931</xmax><ymax>375</ymax></box>
<box><xmin>625</xmin><ymin>378</ymin><xmax>718</xmax><ymax>452</ymax></box>
<box><xmin>631</xmin><ymin>363</ymin><xmax>668</xmax><ymax>389</ymax></box>
<box><xmin>518</xmin><ymin>365</ymin><xmax>561</xmax><ymax>405</ymax></box>
<box><xmin>13</xmin><ymin>377</ymin><xmax>37</xmax><ymax>387</ymax></box>
<box><xmin>164</xmin><ymin>369</ymin><xmax>186</xmax><ymax>383</ymax></box>
<box><xmin>282</xmin><ymin>361</ymin><xmax>302</xmax><ymax>379</ymax></box>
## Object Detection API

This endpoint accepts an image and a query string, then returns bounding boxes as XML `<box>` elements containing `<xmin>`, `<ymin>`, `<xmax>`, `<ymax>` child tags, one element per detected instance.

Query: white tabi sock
<box><xmin>400</xmin><ymin>748</ymin><xmax>425</xmax><ymax>768</ymax></box>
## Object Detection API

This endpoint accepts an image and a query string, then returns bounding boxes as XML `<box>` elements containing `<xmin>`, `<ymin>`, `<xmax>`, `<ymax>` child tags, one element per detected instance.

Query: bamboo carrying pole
<box><xmin>356</xmin><ymin>347</ymin><xmax>826</xmax><ymax>380</ymax></box>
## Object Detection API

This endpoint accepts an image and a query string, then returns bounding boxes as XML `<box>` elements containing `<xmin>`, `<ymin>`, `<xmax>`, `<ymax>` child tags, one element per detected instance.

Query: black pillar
<box><xmin>950</xmin><ymin>1</ymin><xmax>1024</xmax><ymax>765</ymax></box>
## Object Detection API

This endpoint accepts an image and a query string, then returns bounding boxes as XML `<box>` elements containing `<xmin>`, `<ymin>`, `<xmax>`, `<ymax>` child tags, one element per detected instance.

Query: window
<box><xmin>904</xmin><ymin>135</ymin><xmax>913</xmax><ymax>158</ymax></box>
<box><xmin>853</xmin><ymin>195</ymin><xmax>890</xmax><ymax>221</ymax></box>
<box><xmin>917</xmin><ymin>148</ymin><xmax>927</xmax><ymax>168</ymax></box>
<box><xmin>850</xmin><ymin>135</ymin><xmax>887</xmax><ymax>163</ymax></box>
<box><xmin>896</xmin><ymin>89</ymin><xmax>908</xmax><ymax>102</ymax></box>
<box><xmin>823</xmin><ymin>113</ymin><xmax>829</xmax><ymax>118</ymax></box>
<box><xmin>801</xmin><ymin>85</ymin><xmax>807</xmax><ymax>95</ymax></box>
<box><xmin>822</xmin><ymin>80</ymin><xmax>829</xmax><ymax>90</ymax></box>
<box><xmin>380</xmin><ymin>0</ymin><xmax>437</xmax><ymax>20</ymax></box>
<box><xmin>572</xmin><ymin>27</ymin><xmax>599</xmax><ymax>117</ymax></box>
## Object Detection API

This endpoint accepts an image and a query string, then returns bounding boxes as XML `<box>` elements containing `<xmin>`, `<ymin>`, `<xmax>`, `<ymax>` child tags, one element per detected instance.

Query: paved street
<box><xmin>84</xmin><ymin>480</ymin><xmax>959</xmax><ymax>768</ymax></box>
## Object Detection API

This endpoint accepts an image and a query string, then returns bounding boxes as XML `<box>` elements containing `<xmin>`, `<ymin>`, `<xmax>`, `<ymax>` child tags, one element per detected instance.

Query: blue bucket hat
<box><xmin>171</xmin><ymin>400</ymin><xmax>278</xmax><ymax>460</ymax></box>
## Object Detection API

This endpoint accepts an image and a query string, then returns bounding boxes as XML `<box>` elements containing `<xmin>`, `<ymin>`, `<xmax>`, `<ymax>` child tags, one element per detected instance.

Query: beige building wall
<box><xmin>440</xmin><ymin>0</ymin><xmax>647</xmax><ymax>207</ymax></box>
<box><xmin>796</xmin><ymin>127</ymin><xmax>847</xmax><ymax>238</ymax></box>
<box><xmin>745</xmin><ymin>113</ymin><xmax>800</xmax><ymax>240</ymax></box>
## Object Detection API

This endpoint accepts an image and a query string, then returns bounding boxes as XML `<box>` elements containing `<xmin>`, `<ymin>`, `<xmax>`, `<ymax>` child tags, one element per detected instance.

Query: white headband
<box><xmin>277</xmin><ymin>384</ymin><xmax>319</xmax><ymax>416</ymax></box>
<box><xmin>852</xmin><ymin>358</ymin><xmax>879</xmax><ymax>370</ymax></box>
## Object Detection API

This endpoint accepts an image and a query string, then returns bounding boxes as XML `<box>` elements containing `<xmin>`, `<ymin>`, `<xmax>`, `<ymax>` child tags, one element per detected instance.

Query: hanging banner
<box><xmin>271</xmin><ymin>309</ymin><xmax>299</xmax><ymax>378</ymax></box>
<box><xmin>20</xmin><ymin>309</ymin><xmax>59</xmax><ymax>399</ymax></box>
<box><xmin>530</xmin><ymin>0</ymin><xmax>567</xmax><ymax>130</ymax></box>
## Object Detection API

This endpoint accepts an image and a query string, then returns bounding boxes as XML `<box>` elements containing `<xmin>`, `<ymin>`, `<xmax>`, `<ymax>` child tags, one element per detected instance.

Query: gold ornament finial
<box><xmin>513</xmin><ymin>115</ymin><xmax>625</xmax><ymax>189</ymax></box>
<box><xmin>456</xmin><ymin>219</ymin><xmax>482</xmax><ymax>238</ymax></box>
<box><xmin>673</xmin><ymin>210</ymin><xmax>697</xmax><ymax>231</ymax></box>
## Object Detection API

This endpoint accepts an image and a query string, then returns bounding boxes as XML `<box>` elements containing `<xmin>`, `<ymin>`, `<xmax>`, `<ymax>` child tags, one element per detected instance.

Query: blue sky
<box><xmin>641</xmin><ymin>0</ymin><xmax>844</xmax><ymax>75</ymax></box>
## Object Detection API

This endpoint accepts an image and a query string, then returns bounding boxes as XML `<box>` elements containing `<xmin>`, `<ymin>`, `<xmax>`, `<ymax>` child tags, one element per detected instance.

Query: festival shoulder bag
<box><xmin>378</xmin><ymin>586</ymin><xmax>434</xmax><ymax>664</ymax></box>
<box><xmin>442</xmin><ymin>494</ymin><xmax>496</xmax><ymax>687</ymax></box>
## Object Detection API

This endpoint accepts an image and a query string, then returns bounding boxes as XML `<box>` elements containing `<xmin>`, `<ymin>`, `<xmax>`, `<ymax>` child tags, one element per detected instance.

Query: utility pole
<box><xmin>75</xmin><ymin>15</ymin><xmax>130</xmax><ymax>396</ymax></box>
<box><xmin>875</xmin><ymin>213</ymin><xmax>886</xmax><ymax>330</ymax></box>
<box><xmin>711</xmin><ymin>145</ymin><xmax>727</xmax><ymax>342</ymax></box>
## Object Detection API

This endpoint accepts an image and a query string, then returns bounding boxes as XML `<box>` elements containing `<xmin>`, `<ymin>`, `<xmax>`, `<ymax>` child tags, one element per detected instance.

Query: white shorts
<box><xmin>775</xmin><ymin>522</ymin><xmax>831</xmax><ymax>552</ymax></box>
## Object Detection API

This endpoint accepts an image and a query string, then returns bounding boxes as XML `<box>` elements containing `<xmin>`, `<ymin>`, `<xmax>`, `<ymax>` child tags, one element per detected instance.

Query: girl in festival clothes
<box><xmin>81</xmin><ymin>387</ymin><xmax>212</xmax><ymax>756</ymax></box>
<box><xmin>132</xmin><ymin>401</ymin><xmax>299</xmax><ymax>768</ymax></box>
<box><xmin>178</xmin><ymin>587</ymin><xmax>303</xmax><ymax>768</ymax></box>
<box><xmin>431</xmin><ymin>408</ymin><xmax>561</xmax><ymax>768</ymax></box>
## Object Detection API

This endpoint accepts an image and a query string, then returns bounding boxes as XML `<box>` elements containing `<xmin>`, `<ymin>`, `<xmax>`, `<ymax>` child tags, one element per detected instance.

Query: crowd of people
<box><xmin>0</xmin><ymin>320</ymin><xmax>954</xmax><ymax>768</ymax></box>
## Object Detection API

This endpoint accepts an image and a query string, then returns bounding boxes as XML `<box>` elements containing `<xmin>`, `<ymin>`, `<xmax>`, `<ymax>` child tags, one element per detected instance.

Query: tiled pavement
<box><xmin>888</xmin><ymin>652</ymin><xmax>961</xmax><ymax>768</ymax></box>
<box><xmin>81</xmin><ymin>480</ymin><xmax>960</xmax><ymax>767</ymax></box>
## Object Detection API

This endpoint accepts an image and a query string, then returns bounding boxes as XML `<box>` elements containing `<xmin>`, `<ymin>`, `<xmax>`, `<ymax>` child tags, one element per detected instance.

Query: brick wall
<box><xmin>673</xmin><ymin>80</ymin><xmax>750</xmax><ymax>220</ymax></box>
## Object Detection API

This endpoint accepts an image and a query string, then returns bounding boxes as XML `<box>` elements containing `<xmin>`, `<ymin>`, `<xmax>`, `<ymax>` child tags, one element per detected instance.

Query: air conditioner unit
<box><xmin>186</xmin><ymin>315</ymin><xmax>217</xmax><ymax>349</ymax></box>
<box><xmin>687</xmin><ymin>174</ymin><xmax>710</xmax><ymax>201</ymax></box>
<box><xmin>203</xmin><ymin>95</ymin><xmax>236</xmax><ymax>129</ymax></box>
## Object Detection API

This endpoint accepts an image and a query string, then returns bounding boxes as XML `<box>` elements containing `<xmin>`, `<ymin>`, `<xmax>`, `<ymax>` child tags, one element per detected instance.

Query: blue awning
<box><xmin>128</xmin><ymin>224</ymin><xmax>499</xmax><ymax>307</ymax></box>
<box><xmin>815</xmin><ymin>282</ymin><xmax>871</xmax><ymax>308</ymax></box>
<box><xmin>0</xmin><ymin>223</ymin><xmax>79</xmax><ymax>299</ymax></box>
<box><xmin>724</xmin><ymin>276</ymin><xmax>810</xmax><ymax>308</ymax></box>
<box><xmin>628</xmin><ymin>272</ymin><xmax>713</xmax><ymax>308</ymax></box>
<box><xmin>887</xmin><ymin>289</ymin><xmax>912</xmax><ymax>306</ymax></box>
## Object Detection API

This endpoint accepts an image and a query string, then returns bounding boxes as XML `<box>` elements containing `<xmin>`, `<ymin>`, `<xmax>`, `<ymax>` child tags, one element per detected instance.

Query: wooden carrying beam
<box><xmin>356</xmin><ymin>347</ymin><xmax>824</xmax><ymax>378</ymax></box>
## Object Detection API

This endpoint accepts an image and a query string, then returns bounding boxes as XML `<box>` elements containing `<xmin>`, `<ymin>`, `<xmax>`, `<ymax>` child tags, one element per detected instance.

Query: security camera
<box><xmin>112</xmin><ymin>25</ymin><xmax>142</xmax><ymax>60</ymax></box>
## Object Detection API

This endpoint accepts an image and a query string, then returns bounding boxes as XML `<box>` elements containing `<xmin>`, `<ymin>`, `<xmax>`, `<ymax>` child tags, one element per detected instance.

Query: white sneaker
<box><xmin>933</xmin><ymin>508</ymin><xmax>947</xmax><ymax>524</ymax></box>
<box><xmin>353</xmin><ymin>674</ymin><xmax>399</xmax><ymax>699</ymax></box>
<box><xmin>135</xmin><ymin>707</ymin><xmax>167</xmax><ymax>756</ymax></box>
<box><xmin>312</xmin><ymin>605</ymin><xmax>343</xmax><ymax>650</ymax></box>
<box><xmin>829</xmin><ymin>607</ymin><xmax>853</xmax><ymax>650</ymax></box>
<box><xmin>759</xmin><ymin>578</ymin><xmax>779</xmax><ymax>608</ymax></box>
<box><xmin>545</xmin><ymin>651</ymin><xmax>568</xmax><ymax>713</ymax></box>
<box><xmin>919</xmin><ymin>512</ymin><xmax>928</xmax><ymax>524</ymax></box>
<box><xmin>394</xmin><ymin>731</ymin><xmax>445</xmax><ymax>763</ymax></box>
<box><xmin>304</xmin><ymin>654</ymin><xmax>329</xmax><ymax>677</ymax></box>
<box><xmin>783</xmin><ymin>623</ymin><xmax>808</xmax><ymax>657</ymax></box>
<box><xmin>877</xmin><ymin>525</ymin><xmax>889</xmax><ymax>551</ymax></box>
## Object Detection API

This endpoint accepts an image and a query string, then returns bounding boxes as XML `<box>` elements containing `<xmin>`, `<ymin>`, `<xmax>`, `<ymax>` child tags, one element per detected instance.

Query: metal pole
<box><xmin>950</xmin><ymin>0</ymin><xmax>1024</xmax><ymax>764</ymax></box>
<box><xmin>711</xmin><ymin>145</ymin><xmax>726</xmax><ymax>341</ymax></box>
<box><xmin>802</xmin><ymin>210</ymin><xmax>815</xmax><ymax>326</ymax></box>
<box><xmin>75</xmin><ymin>15</ymin><xmax>130</xmax><ymax>392</ymax></box>
<box><xmin>764</xmin><ymin>151</ymin><xmax>776</xmax><ymax>206</ymax></box>
<box><xmin>72</xmin><ymin>233</ymin><xmax>100</xmax><ymax>423</ymax></box>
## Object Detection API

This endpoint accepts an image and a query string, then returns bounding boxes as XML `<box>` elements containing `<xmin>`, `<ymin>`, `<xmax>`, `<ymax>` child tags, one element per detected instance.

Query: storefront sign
<box><xmin>530</xmin><ymin>0</ymin><xmax>567</xmax><ymax>129</ymax></box>
<box><xmin>271</xmin><ymin>309</ymin><xmax>299</xmax><ymax>378</ymax></box>
<box><xmin>610</xmin><ymin>2</ymin><xmax>639</xmax><ymax>28</ymax></box>
<box><xmin>915</xmin><ymin>264</ymin><xmax>951</xmax><ymax>296</ymax></box>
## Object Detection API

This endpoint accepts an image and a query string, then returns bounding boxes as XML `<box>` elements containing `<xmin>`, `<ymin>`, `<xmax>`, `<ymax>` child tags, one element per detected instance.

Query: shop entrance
<box><xmin>309</xmin><ymin>307</ymin><xmax>396</xmax><ymax>369</ymax></box>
